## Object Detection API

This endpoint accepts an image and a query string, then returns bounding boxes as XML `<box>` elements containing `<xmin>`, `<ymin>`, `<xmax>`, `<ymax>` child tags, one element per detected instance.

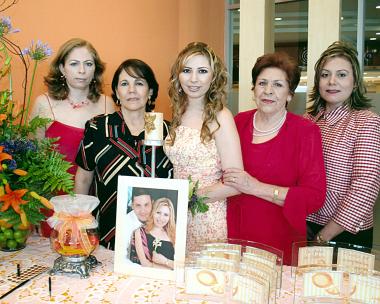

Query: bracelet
<box><xmin>316</xmin><ymin>232</ymin><xmax>326</xmax><ymax>243</ymax></box>
<box><xmin>273</xmin><ymin>188</ymin><xmax>279</xmax><ymax>202</ymax></box>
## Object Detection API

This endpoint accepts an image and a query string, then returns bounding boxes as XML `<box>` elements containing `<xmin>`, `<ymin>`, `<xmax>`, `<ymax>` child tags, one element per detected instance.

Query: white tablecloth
<box><xmin>0</xmin><ymin>235</ymin><xmax>298</xmax><ymax>303</ymax></box>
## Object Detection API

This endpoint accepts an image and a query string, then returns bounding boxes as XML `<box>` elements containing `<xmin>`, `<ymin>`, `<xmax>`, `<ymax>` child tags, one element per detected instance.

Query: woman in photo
<box><xmin>305</xmin><ymin>41</ymin><xmax>380</xmax><ymax>248</ymax></box>
<box><xmin>224</xmin><ymin>52</ymin><xmax>326</xmax><ymax>265</ymax></box>
<box><xmin>164</xmin><ymin>42</ymin><xmax>243</xmax><ymax>251</ymax></box>
<box><xmin>134</xmin><ymin>198</ymin><xmax>176</xmax><ymax>269</ymax></box>
<box><xmin>30</xmin><ymin>38</ymin><xmax>115</xmax><ymax>237</ymax></box>
<box><xmin>75</xmin><ymin>59</ymin><xmax>172</xmax><ymax>250</ymax></box>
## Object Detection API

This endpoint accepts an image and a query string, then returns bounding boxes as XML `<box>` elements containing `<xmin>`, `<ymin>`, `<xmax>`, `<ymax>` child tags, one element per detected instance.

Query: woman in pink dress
<box><xmin>30</xmin><ymin>38</ymin><xmax>115</xmax><ymax>236</ymax></box>
<box><xmin>224</xmin><ymin>52</ymin><xmax>326</xmax><ymax>265</ymax></box>
<box><xmin>164</xmin><ymin>42</ymin><xmax>243</xmax><ymax>251</ymax></box>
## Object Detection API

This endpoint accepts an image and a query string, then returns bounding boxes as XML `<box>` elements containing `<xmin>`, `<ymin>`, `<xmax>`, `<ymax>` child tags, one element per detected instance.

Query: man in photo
<box><xmin>126</xmin><ymin>188</ymin><xmax>153</xmax><ymax>263</ymax></box>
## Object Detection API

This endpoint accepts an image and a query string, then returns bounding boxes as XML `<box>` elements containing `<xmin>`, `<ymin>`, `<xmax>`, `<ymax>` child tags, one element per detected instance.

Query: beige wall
<box><xmin>4</xmin><ymin>0</ymin><xmax>225</xmax><ymax>119</ymax></box>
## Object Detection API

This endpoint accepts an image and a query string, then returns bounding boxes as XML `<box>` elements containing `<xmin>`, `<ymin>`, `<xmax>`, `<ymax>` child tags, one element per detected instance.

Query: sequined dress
<box><xmin>165</xmin><ymin>126</ymin><xmax>226</xmax><ymax>251</ymax></box>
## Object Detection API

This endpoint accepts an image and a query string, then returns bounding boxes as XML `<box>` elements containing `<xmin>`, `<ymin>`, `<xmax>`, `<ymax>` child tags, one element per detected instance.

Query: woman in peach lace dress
<box><xmin>164</xmin><ymin>42</ymin><xmax>243</xmax><ymax>251</ymax></box>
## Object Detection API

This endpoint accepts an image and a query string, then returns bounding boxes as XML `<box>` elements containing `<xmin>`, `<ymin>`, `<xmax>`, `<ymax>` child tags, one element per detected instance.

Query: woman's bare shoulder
<box><xmin>31</xmin><ymin>94</ymin><xmax>54</xmax><ymax>119</ymax></box>
<box><xmin>216</xmin><ymin>107</ymin><xmax>236</xmax><ymax>129</ymax></box>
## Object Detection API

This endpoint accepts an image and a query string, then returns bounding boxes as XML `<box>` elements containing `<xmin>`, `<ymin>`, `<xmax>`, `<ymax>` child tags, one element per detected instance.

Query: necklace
<box><xmin>253</xmin><ymin>111</ymin><xmax>287</xmax><ymax>137</ymax></box>
<box><xmin>67</xmin><ymin>97</ymin><xmax>90</xmax><ymax>109</ymax></box>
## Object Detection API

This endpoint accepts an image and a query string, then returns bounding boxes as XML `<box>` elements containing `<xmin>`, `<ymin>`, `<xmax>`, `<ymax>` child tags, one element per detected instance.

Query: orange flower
<box><xmin>13</xmin><ymin>169</ymin><xmax>28</xmax><ymax>176</ymax></box>
<box><xmin>0</xmin><ymin>184</ymin><xmax>28</xmax><ymax>214</ymax></box>
<box><xmin>0</xmin><ymin>114</ymin><xmax>7</xmax><ymax>123</ymax></box>
<box><xmin>0</xmin><ymin>146</ymin><xmax>12</xmax><ymax>171</ymax></box>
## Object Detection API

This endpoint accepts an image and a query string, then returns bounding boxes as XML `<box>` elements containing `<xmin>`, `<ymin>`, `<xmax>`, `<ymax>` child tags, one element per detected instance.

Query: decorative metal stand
<box><xmin>50</xmin><ymin>255</ymin><xmax>101</xmax><ymax>279</ymax></box>
<box><xmin>142</xmin><ymin>139</ymin><xmax>164</xmax><ymax>177</ymax></box>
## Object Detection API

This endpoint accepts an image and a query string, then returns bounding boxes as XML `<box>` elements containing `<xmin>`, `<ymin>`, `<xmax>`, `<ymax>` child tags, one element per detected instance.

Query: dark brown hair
<box><xmin>111</xmin><ymin>59</ymin><xmax>158</xmax><ymax>112</ymax></box>
<box><xmin>307</xmin><ymin>41</ymin><xmax>371</xmax><ymax>116</ymax></box>
<box><xmin>251</xmin><ymin>52</ymin><xmax>300</xmax><ymax>94</ymax></box>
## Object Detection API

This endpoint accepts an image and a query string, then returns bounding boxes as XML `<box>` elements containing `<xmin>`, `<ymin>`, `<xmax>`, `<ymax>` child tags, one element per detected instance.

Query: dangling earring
<box><xmin>92</xmin><ymin>79</ymin><xmax>96</xmax><ymax>85</ymax></box>
<box><xmin>60</xmin><ymin>74</ymin><xmax>66</xmax><ymax>87</ymax></box>
<box><xmin>116</xmin><ymin>99</ymin><xmax>121</xmax><ymax>106</ymax></box>
<box><xmin>178</xmin><ymin>87</ymin><xmax>183</xmax><ymax>94</ymax></box>
<box><xmin>148</xmin><ymin>96</ymin><xmax>152</xmax><ymax>105</ymax></box>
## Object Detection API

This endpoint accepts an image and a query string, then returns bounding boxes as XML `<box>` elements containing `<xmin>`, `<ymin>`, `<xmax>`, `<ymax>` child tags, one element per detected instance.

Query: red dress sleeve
<box><xmin>282</xmin><ymin>122</ymin><xmax>326</xmax><ymax>234</ymax></box>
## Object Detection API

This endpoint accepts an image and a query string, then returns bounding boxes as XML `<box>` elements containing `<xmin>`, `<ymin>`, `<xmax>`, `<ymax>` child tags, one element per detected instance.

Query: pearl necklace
<box><xmin>67</xmin><ymin>97</ymin><xmax>90</xmax><ymax>109</ymax></box>
<box><xmin>253</xmin><ymin>111</ymin><xmax>287</xmax><ymax>137</ymax></box>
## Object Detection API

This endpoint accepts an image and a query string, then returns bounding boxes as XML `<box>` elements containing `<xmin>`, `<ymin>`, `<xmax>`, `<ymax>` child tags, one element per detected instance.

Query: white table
<box><xmin>0</xmin><ymin>235</ymin><xmax>297</xmax><ymax>303</ymax></box>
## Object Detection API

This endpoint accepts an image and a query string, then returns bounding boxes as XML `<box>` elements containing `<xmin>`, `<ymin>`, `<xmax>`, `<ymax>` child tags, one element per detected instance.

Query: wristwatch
<box><xmin>273</xmin><ymin>188</ymin><xmax>279</xmax><ymax>202</ymax></box>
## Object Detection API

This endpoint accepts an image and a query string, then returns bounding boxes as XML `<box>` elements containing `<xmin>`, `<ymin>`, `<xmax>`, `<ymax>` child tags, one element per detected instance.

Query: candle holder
<box><xmin>48</xmin><ymin>194</ymin><xmax>102</xmax><ymax>278</ymax></box>
<box><xmin>143</xmin><ymin>112</ymin><xmax>164</xmax><ymax>178</ymax></box>
<box><xmin>141</xmin><ymin>139</ymin><xmax>164</xmax><ymax>177</ymax></box>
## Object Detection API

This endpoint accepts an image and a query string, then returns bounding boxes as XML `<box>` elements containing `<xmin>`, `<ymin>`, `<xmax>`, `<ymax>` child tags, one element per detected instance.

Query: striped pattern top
<box><xmin>306</xmin><ymin>105</ymin><xmax>380</xmax><ymax>234</ymax></box>
<box><xmin>76</xmin><ymin>111</ymin><xmax>173</xmax><ymax>249</ymax></box>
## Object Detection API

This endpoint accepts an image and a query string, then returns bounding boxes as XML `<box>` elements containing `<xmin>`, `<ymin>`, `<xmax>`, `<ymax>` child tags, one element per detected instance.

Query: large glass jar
<box><xmin>48</xmin><ymin>194</ymin><xmax>100</xmax><ymax>258</ymax></box>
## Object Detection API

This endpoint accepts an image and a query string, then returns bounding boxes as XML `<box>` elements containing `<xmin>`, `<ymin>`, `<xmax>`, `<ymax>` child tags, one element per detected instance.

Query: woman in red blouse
<box><xmin>224</xmin><ymin>52</ymin><xmax>326</xmax><ymax>265</ymax></box>
<box><xmin>305</xmin><ymin>41</ymin><xmax>380</xmax><ymax>248</ymax></box>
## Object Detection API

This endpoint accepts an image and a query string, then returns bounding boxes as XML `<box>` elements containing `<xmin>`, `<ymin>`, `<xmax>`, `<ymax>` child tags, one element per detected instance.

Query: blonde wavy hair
<box><xmin>168</xmin><ymin>42</ymin><xmax>228</xmax><ymax>144</ymax></box>
<box><xmin>145</xmin><ymin>198</ymin><xmax>176</xmax><ymax>246</ymax></box>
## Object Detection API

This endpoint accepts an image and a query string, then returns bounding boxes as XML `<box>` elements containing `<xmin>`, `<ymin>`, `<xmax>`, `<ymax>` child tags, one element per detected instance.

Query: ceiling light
<box><xmin>376</xmin><ymin>32</ymin><xmax>380</xmax><ymax>35</ymax></box>
<box><xmin>377</xmin><ymin>5</ymin><xmax>380</xmax><ymax>8</ymax></box>
<box><xmin>340</xmin><ymin>17</ymin><xmax>344</xmax><ymax>20</ymax></box>
<box><xmin>275</xmin><ymin>17</ymin><xmax>282</xmax><ymax>21</ymax></box>
<box><xmin>370</xmin><ymin>37</ymin><xmax>377</xmax><ymax>40</ymax></box>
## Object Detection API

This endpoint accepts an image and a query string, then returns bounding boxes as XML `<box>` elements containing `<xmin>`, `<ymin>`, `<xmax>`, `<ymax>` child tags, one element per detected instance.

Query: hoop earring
<box><xmin>116</xmin><ymin>99</ymin><xmax>121</xmax><ymax>106</ymax></box>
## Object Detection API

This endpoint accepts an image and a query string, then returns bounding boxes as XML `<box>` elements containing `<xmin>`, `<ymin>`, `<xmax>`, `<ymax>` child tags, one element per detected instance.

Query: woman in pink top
<box><xmin>30</xmin><ymin>38</ymin><xmax>115</xmax><ymax>236</ymax></box>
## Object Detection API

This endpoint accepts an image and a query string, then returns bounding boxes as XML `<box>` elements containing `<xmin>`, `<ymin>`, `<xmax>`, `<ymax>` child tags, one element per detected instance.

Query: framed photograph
<box><xmin>114</xmin><ymin>176</ymin><xmax>189</xmax><ymax>281</ymax></box>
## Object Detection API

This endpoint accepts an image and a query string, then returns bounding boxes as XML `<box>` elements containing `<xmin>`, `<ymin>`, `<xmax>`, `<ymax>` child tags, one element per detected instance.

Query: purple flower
<box><xmin>22</xmin><ymin>40</ymin><xmax>52</xmax><ymax>61</ymax></box>
<box><xmin>5</xmin><ymin>159</ymin><xmax>17</xmax><ymax>170</ymax></box>
<box><xmin>0</xmin><ymin>16</ymin><xmax>20</xmax><ymax>36</ymax></box>
<box><xmin>0</xmin><ymin>139</ymin><xmax>36</xmax><ymax>154</ymax></box>
<box><xmin>21</xmin><ymin>48</ymin><xmax>30</xmax><ymax>56</ymax></box>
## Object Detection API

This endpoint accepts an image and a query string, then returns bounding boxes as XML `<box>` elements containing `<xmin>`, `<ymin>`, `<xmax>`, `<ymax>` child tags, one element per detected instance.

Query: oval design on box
<box><xmin>312</xmin><ymin>272</ymin><xmax>333</xmax><ymax>288</ymax></box>
<box><xmin>196</xmin><ymin>270</ymin><xmax>217</xmax><ymax>286</ymax></box>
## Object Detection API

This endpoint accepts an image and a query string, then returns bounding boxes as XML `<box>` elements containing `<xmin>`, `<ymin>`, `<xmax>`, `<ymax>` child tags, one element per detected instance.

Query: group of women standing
<box><xmin>32</xmin><ymin>38</ymin><xmax>380</xmax><ymax>265</ymax></box>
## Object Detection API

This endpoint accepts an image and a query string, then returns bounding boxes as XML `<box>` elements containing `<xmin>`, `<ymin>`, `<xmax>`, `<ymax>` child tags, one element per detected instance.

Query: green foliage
<box><xmin>0</xmin><ymin>15</ymin><xmax>72</xmax><ymax>227</ymax></box>
<box><xmin>188</xmin><ymin>176</ymin><xmax>209</xmax><ymax>216</ymax></box>
<box><xmin>20</xmin><ymin>150</ymin><xmax>74</xmax><ymax>196</ymax></box>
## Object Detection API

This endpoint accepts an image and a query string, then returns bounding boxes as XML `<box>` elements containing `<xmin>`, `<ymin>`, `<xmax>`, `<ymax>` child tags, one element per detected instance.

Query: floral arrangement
<box><xmin>188</xmin><ymin>176</ymin><xmax>208</xmax><ymax>216</ymax></box>
<box><xmin>0</xmin><ymin>9</ymin><xmax>74</xmax><ymax>249</ymax></box>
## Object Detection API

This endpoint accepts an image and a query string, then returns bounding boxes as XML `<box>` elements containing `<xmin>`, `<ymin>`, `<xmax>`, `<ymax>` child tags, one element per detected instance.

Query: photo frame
<box><xmin>114</xmin><ymin>176</ymin><xmax>189</xmax><ymax>281</ymax></box>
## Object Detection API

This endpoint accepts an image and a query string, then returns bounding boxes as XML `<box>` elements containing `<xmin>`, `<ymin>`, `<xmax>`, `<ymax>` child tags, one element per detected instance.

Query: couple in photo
<box><xmin>126</xmin><ymin>188</ymin><xmax>176</xmax><ymax>269</ymax></box>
